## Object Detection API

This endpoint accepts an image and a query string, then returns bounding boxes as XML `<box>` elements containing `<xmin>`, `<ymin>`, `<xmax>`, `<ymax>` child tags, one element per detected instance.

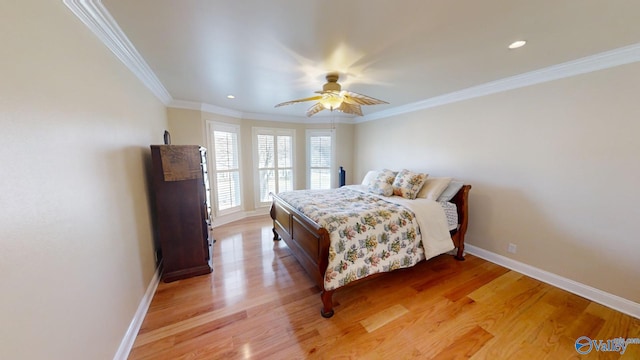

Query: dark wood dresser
<box><xmin>150</xmin><ymin>145</ymin><xmax>213</xmax><ymax>282</ymax></box>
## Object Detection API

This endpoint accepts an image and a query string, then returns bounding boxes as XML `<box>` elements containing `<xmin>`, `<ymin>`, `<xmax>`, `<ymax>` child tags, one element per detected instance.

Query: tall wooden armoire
<box><xmin>150</xmin><ymin>145</ymin><xmax>213</xmax><ymax>282</ymax></box>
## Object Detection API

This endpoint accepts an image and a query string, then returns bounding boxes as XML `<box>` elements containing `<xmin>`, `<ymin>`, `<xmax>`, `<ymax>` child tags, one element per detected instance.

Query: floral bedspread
<box><xmin>277</xmin><ymin>187</ymin><xmax>428</xmax><ymax>291</ymax></box>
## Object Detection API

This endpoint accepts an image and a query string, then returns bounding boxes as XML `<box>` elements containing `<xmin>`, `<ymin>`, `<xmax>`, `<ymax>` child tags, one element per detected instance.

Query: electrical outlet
<box><xmin>507</xmin><ymin>243</ymin><xmax>517</xmax><ymax>254</ymax></box>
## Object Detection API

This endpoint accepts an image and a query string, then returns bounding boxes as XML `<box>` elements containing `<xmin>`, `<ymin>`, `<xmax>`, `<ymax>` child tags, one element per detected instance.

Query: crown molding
<box><xmin>64</xmin><ymin>1</ymin><xmax>640</xmax><ymax>125</ymax></box>
<box><xmin>165</xmin><ymin>99</ymin><xmax>204</xmax><ymax>112</ymax></box>
<box><xmin>240</xmin><ymin>111</ymin><xmax>356</xmax><ymax>124</ymax></box>
<box><xmin>168</xmin><ymin>99</ymin><xmax>356</xmax><ymax>124</ymax></box>
<box><xmin>63</xmin><ymin>0</ymin><xmax>358</xmax><ymax>124</ymax></box>
<box><xmin>168</xmin><ymin>99</ymin><xmax>245</xmax><ymax>118</ymax></box>
<box><xmin>63</xmin><ymin>0</ymin><xmax>172</xmax><ymax>104</ymax></box>
<box><xmin>360</xmin><ymin>41</ymin><xmax>640</xmax><ymax>123</ymax></box>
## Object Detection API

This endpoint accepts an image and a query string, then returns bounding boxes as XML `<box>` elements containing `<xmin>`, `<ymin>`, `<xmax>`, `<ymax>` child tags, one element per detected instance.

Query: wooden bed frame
<box><xmin>270</xmin><ymin>185</ymin><xmax>471</xmax><ymax>318</ymax></box>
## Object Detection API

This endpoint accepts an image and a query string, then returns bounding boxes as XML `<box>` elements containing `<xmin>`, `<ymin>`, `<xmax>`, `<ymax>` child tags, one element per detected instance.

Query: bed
<box><xmin>270</xmin><ymin>171</ymin><xmax>471</xmax><ymax>318</ymax></box>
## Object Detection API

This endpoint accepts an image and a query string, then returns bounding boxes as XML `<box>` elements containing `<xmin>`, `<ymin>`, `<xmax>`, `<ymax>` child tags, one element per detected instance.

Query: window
<box><xmin>307</xmin><ymin>130</ymin><xmax>334</xmax><ymax>189</ymax></box>
<box><xmin>208</xmin><ymin>122</ymin><xmax>242</xmax><ymax>214</ymax></box>
<box><xmin>254</xmin><ymin>128</ymin><xmax>294</xmax><ymax>206</ymax></box>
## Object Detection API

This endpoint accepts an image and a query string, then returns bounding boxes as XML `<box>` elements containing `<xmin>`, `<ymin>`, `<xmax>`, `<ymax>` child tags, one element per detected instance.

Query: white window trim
<box><xmin>252</xmin><ymin>127</ymin><xmax>296</xmax><ymax>208</ymax></box>
<box><xmin>306</xmin><ymin>129</ymin><xmax>336</xmax><ymax>189</ymax></box>
<box><xmin>206</xmin><ymin>121</ymin><xmax>243</xmax><ymax>216</ymax></box>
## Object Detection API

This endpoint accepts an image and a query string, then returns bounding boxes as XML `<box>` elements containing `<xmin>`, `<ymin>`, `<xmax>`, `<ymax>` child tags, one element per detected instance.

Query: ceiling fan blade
<box><xmin>337</xmin><ymin>102</ymin><xmax>363</xmax><ymax>116</ymax></box>
<box><xmin>342</xmin><ymin>91</ymin><xmax>388</xmax><ymax>106</ymax></box>
<box><xmin>275</xmin><ymin>95</ymin><xmax>323</xmax><ymax>108</ymax></box>
<box><xmin>306</xmin><ymin>102</ymin><xmax>325</xmax><ymax>117</ymax></box>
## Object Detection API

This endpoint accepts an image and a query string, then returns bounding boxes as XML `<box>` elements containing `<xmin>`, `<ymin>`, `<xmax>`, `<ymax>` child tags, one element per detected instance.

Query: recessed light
<box><xmin>227</xmin><ymin>95</ymin><xmax>235</xmax><ymax>99</ymax></box>
<box><xmin>508</xmin><ymin>40</ymin><xmax>527</xmax><ymax>49</ymax></box>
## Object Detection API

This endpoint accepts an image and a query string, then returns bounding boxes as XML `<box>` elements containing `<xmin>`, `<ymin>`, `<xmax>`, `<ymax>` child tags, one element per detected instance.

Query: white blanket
<box><xmin>344</xmin><ymin>185</ymin><xmax>455</xmax><ymax>259</ymax></box>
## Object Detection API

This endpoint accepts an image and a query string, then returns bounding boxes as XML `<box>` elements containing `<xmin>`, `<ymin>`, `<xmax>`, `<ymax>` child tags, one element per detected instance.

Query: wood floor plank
<box><xmin>360</xmin><ymin>304</ymin><xmax>409</xmax><ymax>333</ymax></box>
<box><xmin>443</xmin><ymin>263</ymin><xmax>510</xmax><ymax>302</ymax></box>
<box><xmin>523</xmin><ymin>287</ymin><xmax>592</xmax><ymax>354</ymax></box>
<box><xmin>431</xmin><ymin>325</ymin><xmax>494</xmax><ymax>359</ymax></box>
<box><xmin>129</xmin><ymin>310</ymin><xmax>247</xmax><ymax>359</ymax></box>
<box><xmin>469</xmin><ymin>300</ymin><xmax>557</xmax><ymax>359</ymax></box>
<box><xmin>128</xmin><ymin>215</ymin><xmax>639</xmax><ymax>359</ymax></box>
<box><xmin>621</xmin><ymin>319</ymin><xmax>640</xmax><ymax>359</ymax></box>
<box><xmin>467</xmin><ymin>270</ymin><xmax>523</xmax><ymax>303</ymax></box>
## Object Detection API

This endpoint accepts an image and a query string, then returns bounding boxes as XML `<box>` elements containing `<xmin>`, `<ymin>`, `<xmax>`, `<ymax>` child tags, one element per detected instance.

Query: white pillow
<box><xmin>417</xmin><ymin>177</ymin><xmax>452</xmax><ymax>200</ymax></box>
<box><xmin>361</xmin><ymin>170</ymin><xmax>379</xmax><ymax>187</ymax></box>
<box><xmin>437</xmin><ymin>180</ymin><xmax>465</xmax><ymax>202</ymax></box>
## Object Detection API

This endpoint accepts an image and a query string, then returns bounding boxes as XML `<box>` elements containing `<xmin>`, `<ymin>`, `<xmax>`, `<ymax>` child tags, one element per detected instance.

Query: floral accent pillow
<box><xmin>367</xmin><ymin>169</ymin><xmax>396</xmax><ymax>196</ymax></box>
<box><xmin>392</xmin><ymin>169</ymin><xmax>428</xmax><ymax>199</ymax></box>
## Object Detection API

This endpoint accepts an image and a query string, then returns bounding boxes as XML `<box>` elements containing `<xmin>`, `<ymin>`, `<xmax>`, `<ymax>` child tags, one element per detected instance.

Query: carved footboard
<box><xmin>270</xmin><ymin>184</ymin><xmax>471</xmax><ymax>318</ymax></box>
<box><xmin>270</xmin><ymin>196</ymin><xmax>335</xmax><ymax>317</ymax></box>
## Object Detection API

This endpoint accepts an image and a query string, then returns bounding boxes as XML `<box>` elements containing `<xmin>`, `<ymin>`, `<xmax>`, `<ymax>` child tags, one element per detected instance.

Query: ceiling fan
<box><xmin>275</xmin><ymin>73</ymin><xmax>388</xmax><ymax>117</ymax></box>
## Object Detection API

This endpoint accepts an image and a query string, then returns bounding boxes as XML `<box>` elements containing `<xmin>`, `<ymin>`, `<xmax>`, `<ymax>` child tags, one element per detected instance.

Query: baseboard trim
<box><xmin>465</xmin><ymin>244</ymin><xmax>639</xmax><ymax>319</ymax></box>
<box><xmin>113</xmin><ymin>264</ymin><xmax>162</xmax><ymax>360</ymax></box>
<box><xmin>212</xmin><ymin>208</ymin><xmax>270</xmax><ymax>227</ymax></box>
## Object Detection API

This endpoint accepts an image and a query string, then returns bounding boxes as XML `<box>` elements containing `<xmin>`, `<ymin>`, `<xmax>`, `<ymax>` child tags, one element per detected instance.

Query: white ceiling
<box><xmin>97</xmin><ymin>0</ymin><xmax>640</xmax><ymax>120</ymax></box>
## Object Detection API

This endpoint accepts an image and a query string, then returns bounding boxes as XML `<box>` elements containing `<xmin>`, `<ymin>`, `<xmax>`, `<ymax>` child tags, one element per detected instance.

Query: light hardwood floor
<box><xmin>129</xmin><ymin>215</ymin><xmax>640</xmax><ymax>359</ymax></box>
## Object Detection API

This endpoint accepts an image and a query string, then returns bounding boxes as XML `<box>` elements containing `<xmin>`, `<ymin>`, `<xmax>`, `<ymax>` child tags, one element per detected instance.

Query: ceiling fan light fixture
<box><xmin>319</xmin><ymin>93</ymin><xmax>344</xmax><ymax>110</ymax></box>
<box><xmin>274</xmin><ymin>73</ymin><xmax>387</xmax><ymax>117</ymax></box>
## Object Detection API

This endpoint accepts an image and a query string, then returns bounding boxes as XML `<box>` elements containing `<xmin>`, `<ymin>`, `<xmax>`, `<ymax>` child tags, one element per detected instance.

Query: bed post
<box><xmin>320</xmin><ymin>290</ymin><xmax>335</xmax><ymax>318</ymax></box>
<box><xmin>452</xmin><ymin>185</ymin><xmax>471</xmax><ymax>261</ymax></box>
<box><xmin>269</xmin><ymin>201</ymin><xmax>281</xmax><ymax>241</ymax></box>
<box><xmin>455</xmin><ymin>242</ymin><xmax>465</xmax><ymax>261</ymax></box>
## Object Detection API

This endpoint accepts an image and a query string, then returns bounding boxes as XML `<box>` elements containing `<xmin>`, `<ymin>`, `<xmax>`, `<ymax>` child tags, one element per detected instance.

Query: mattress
<box><xmin>440</xmin><ymin>201</ymin><xmax>458</xmax><ymax>231</ymax></box>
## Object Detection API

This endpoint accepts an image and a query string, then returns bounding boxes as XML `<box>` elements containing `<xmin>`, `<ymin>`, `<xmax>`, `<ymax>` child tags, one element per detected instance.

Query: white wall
<box><xmin>354</xmin><ymin>62</ymin><xmax>640</xmax><ymax>304</ymax></box>
<box><xmin>0</xmin><ymin>1</ymin><xmax>167</xmax><ymax>359</ymax></box>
